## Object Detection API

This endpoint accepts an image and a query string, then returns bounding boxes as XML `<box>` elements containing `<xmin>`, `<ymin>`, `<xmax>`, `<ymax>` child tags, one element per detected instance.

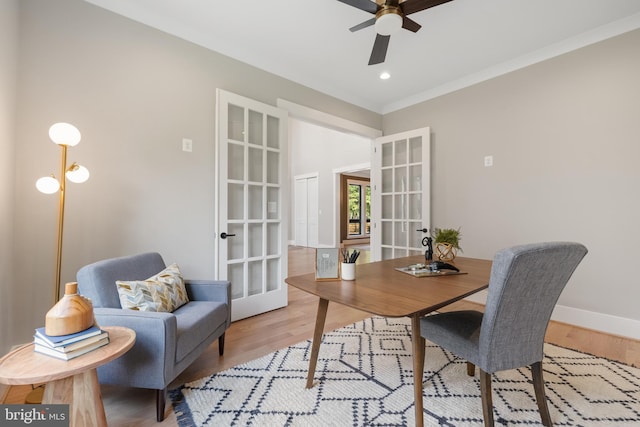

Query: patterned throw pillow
<box><xmin>116</xmin><ymin>263</ymin><xmax>189</xmax><ymax>312</ymax></box>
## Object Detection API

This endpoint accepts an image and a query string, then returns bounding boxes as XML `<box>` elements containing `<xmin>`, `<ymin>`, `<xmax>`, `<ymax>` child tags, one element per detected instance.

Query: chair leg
<box><xmin>531</xmin><ymin>361</ymin><xmax>553</xmax><ymax>427</ymax></box>
<box><xmin>156</xmin><ymin>388</ymin><xmax>166</xmax><ymax>422</ymax></box>
<box><xmin>218</xmin><ymin>333</ymin><xmax>225</xmax><ymax>356</ymax></box>
<box><xmin>479</xmin><ymin>369</ymin><xmax>494</xmax><ymax>427</ymax></box>
<box><xmin>467</xmin><ymin>361</ymin><xmax>476</xmax><ymax>376</ymax></box>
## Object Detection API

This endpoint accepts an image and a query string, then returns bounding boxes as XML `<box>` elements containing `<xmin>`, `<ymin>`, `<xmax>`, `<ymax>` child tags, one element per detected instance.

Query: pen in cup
<box><xmin>341</xmin><ymin>249</ymin><xmax>360</xmax><ymax>263</ymax></box>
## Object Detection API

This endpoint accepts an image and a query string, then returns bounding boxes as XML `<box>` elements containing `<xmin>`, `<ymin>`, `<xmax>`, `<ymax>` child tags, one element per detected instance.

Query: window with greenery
<box><xmin>348</xmin><ymin>180</ymin><xmax>371</xmax><ymax>237</ymax></box>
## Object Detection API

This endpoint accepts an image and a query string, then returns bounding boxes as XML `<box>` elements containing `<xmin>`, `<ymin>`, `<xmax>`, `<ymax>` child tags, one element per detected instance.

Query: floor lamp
<box><xmin>36</xmin><ymin>122</ymin><xmax>90</xmax><ymax>304</ymax></box>
<box><xmin>28</xmin><ymin>123</ymin><xmax>90</xmax><ymax>404</ymax></box>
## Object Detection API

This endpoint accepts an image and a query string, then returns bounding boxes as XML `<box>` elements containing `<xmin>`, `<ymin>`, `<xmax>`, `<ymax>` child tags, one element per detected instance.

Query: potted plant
<box><xmin>433</xmin><ymin>227</ymin><xmax>462</xmax><ymax>261</ymax></box>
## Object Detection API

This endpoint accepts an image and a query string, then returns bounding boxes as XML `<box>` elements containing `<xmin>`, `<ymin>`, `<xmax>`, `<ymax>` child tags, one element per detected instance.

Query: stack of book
<box><xmin>33</xmin><ymin>324</ymin><xmax>110</xmax><ymax>360</ymax></box>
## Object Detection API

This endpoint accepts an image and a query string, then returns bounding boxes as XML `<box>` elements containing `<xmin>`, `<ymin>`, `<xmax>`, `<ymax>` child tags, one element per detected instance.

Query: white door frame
<box><xmin>332</xmin><ymin>163</ymin><xmax>371</xmax><ymax>248</ymax></box>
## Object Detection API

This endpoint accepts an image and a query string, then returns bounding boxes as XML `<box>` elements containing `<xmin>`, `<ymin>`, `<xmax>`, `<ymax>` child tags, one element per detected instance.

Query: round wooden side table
<box><xmin>0</xmin><ymin>326</ymin><xmax>135</xmax><ymax>427</ymax></box>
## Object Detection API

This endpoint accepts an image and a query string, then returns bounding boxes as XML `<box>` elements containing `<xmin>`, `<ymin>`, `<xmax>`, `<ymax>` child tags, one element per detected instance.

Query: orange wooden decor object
<box><xmin>45</xmin><ymin>282</ymin><xmax>94</xmax><ymax>336</ymax></box>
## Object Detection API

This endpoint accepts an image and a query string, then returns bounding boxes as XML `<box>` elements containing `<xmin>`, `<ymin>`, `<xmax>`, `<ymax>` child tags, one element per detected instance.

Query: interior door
<box><xmin>371</xmin><ymin>127</ymin><xmax>431</xmax><ymax>261</ymax></box>
<box><xmin>294</xmin><ymin>175</ymin><xmax>319</xmax><ymax>248</ymax></box>
<box><xmin>306</xmin><ymin>176</ymin><xmax>319</xmax><ymax>247</ymax></box>
<box><xmin>216</xmin><ymin>89</ymin><xmax>288</xmax><ymax>321</ymax></box>
<box><xmin>294</xmin><ymin>178</ymin><xmax>308</xmax><ymax>247</ymax></box>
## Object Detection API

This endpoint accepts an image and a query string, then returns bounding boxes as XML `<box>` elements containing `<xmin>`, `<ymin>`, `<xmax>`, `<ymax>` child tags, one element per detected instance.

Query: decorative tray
<box><xmin>395</xmin><ymin>263</ymin><xmax>467</xmax><ymax>278</ymax></box>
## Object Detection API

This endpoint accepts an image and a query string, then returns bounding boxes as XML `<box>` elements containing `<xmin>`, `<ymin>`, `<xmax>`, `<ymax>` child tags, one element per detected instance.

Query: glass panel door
<box><xmin>216</xmin><ymin>89</ymin><xmax>288</xmax><ymax>321</ymax></box>
<box><xmin>371</xmin><ymin>128</ymin><xmax>430</xmax><ymax>261</ymax></box>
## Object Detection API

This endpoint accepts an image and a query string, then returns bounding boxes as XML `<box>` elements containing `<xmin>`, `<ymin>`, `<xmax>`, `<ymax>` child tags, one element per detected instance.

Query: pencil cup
<box><xmin>341</xmin><ymin>263</ymin><xmax>355</xmax><ymax>281</ymax></box>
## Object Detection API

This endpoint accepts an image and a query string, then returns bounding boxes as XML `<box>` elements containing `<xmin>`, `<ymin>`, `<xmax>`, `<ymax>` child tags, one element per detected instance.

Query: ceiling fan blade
<box><xmin>402</xmin><ymin>16</ymin><xmax>422</xmax><ymax>32</ymax></box>
<box><xmin>337</xmin><ymin>0</ymin><xmax>378</xmax><ymax>14</ymax></box>
<box><xmin>400</xmin><ymin>0</ymin><xmax>453</xmax><ymax>16</ymax></box>
<box><xmin>368</xmin><ymin>34</ymin><xmax>390</xmax><ymax>65</ymax></box>
<box><xmin>350</xmin><ymin>18</ymin><xmax>376</xmax><ymax>32</ymax></box>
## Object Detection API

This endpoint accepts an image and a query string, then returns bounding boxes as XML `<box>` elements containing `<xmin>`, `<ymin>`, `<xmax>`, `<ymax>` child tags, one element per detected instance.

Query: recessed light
<box><xmin>380</xmin><ymin>72</ymin><xmax>391</xmax><ymax>80</ymax></box>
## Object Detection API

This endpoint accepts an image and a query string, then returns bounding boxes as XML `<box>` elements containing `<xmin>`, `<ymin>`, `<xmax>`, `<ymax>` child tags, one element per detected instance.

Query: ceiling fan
<box><xmin>338</xmin><ymin>0</ymin><xmax>454</xmax><ymax>65</ymax></box>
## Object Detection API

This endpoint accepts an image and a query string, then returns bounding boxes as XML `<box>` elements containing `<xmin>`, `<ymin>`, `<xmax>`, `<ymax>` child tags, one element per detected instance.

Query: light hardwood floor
<box><xmin>4</xmin><ymin>246</ymin><xmax>639</xmax><ymax>426</ymax></box>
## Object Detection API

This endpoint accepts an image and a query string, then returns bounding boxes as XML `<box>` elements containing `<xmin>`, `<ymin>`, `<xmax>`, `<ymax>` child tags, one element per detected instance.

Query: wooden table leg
<box><xmin>43</xmin><ymin>369</ymin><xmax>107</xmax><ymax>427</ymax></box>
<box><xmin>306</xmin><ymin>298</ymin><xmax>329</xmax><ymax>388</ymax></box>
<box><xmin>411</xmin><ymin>315</ymin><xmax>425</xmax><ymax>427</ymax></box>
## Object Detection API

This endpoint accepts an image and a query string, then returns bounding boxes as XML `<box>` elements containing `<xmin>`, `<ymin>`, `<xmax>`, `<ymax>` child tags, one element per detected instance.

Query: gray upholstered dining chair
<box><xmin>420</xmin><ymin>242</ymin><xmax>587</xmax><ymax>427</ymax></box>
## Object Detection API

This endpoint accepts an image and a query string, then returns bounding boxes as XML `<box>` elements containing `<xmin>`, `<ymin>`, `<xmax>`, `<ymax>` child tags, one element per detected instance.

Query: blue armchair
<box><xmin>76</xmin><ymin>252</ymin><xmax>231</xmax><ymax>422</ymax></box>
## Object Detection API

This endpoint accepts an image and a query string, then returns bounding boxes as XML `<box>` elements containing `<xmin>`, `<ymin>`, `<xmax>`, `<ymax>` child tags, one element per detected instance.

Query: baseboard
<box><xmin>551</xmin><ymin>305</ymin><xmax>640</xmax><ymax>341</ymax></box>
<box><xmin>292</xmin><ymin>243</ymin><xmax>335</xmax><ymax>249</ymax></box>
<box><xmin>342</xmin><ymin>238</ymin><xmax>370</xmax><ymax>246</ymax></box>
<box><xmin>288</xmin><ymin>241</ymin><xmax>334</xmax><ymax>248</ymax></box>
<box><xmin>465</xmin><ymin>291</ymin><xmax>640</xmax><ymax>340</ymax></box>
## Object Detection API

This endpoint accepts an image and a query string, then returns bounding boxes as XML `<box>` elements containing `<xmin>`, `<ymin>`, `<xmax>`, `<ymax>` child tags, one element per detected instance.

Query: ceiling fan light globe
<box><xmin>375</xmin><ymin>12</ymin><xmax>402</xmax><ymax>36</ymax></box>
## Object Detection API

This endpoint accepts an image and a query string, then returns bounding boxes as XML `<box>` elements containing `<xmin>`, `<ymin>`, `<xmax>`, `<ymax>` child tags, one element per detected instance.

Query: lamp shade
<box><xmin>375</xmin><ymin>12</ymin><xmax>402</xmax><ymax>36</ymax></box>
<box><xmin>66</xmin><ymin>164</ymin><xmax>90</xmax><ymax>183</ymax></box>
<box><xmin>49</xmin><ymin>122</ymin><xmax>81</xmax><ymax>147</ymax></box>
<box><xmin>36</xmin><ymin>176</ymin><xmax>60</xmax><ymax>194</ymax></box>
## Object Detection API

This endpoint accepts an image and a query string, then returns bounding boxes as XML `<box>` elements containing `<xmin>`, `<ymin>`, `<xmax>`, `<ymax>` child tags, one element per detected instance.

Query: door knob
<box><xmin>416</xmin><ymin>228</ymin><xmax>428</xmax><ymax>233</ymax></box>
<box><xmin>220</xmin><ymin>232</ymin><xmax>236</xmax><ymax>239</ymax></box>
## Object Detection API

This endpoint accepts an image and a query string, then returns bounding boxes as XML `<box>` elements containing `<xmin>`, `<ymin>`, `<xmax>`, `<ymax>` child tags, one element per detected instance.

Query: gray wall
<box><xmin>0</xmin><ymin>0</ymin><xmax>18</xmax><ymax>354</ymax></box>
<box><xmin>4</xmin><ymin>0</ymin><xmax>380</xmax><ymax>353</ymax></box>
<box><xmin>384</xmin><ymin>29</ymin><xmax>640</xmax><ymax>325</ymax></box>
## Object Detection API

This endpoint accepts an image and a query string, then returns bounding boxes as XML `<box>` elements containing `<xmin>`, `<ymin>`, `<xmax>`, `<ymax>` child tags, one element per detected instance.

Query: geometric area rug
<box><xmin>169</xmin><ymin>316</ymin><xmax>640</xmax><ymax>426</ymax></box>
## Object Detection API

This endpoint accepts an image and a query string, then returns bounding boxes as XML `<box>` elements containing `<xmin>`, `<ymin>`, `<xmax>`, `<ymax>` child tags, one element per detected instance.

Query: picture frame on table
<box><xmin>315</xmin><ymin>248</ymin><xmax>340</xmax><ymax>281</ymax></box>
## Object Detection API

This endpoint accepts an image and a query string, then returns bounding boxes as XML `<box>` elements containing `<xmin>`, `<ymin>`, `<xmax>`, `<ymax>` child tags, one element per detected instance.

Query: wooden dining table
<box><xmin>285</xmin><ymin>255</ymin><xmax>492</xmax><ymax>427</ymax></box>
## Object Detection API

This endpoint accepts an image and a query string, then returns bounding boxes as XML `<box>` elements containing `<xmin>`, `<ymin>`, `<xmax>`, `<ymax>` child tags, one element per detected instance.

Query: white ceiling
<box><xmin>84</xmin><ymin>0</ymin><xmax>640</xmax><ymax>114</ymax></box>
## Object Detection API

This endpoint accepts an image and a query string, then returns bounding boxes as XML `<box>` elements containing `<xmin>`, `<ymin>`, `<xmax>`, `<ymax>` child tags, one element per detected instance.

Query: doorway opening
<box><xmin>340</xmin><ymin>173</ymin><xmax>370</xmax><ymax>248</ymax></box>
<box><xmin>347</xmin><ymin>179</ymin><xmax>370</xmax><ymax>238</ymax></box>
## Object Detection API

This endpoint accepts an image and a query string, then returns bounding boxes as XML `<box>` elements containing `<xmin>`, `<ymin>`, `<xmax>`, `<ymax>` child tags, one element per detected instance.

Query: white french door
<box><xmin>371</xmin><ymin>127</ymin><xmax>431</xmax><ymax>261</ymax></box>
<box><xmin>215</xmin><ymin>89</ymin><xmax>288</xmax><ymax>321</ymax></box>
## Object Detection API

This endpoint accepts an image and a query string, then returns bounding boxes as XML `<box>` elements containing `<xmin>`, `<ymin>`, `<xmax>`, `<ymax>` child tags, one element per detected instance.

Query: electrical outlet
<box><xmin>182</xmin><ymin>138</ymin><xmax>193</xmax><ymax>152</ymax></box>
<box><xmin>484</xmin><ymin>155</ymin><xmax>493</xmax><ymax>167</ymax></box>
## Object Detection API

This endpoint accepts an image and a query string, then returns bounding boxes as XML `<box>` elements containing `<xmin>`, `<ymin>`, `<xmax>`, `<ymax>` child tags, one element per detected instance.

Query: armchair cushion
<box><xmin>116</xmin><ymin>263</ymin><xmax>189</xmax><ymax>312</ymax></box>
<box><xmin>174</xmin><ymin>301</ymin><xmax>227</xmax><ymax>362</ymax></box>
